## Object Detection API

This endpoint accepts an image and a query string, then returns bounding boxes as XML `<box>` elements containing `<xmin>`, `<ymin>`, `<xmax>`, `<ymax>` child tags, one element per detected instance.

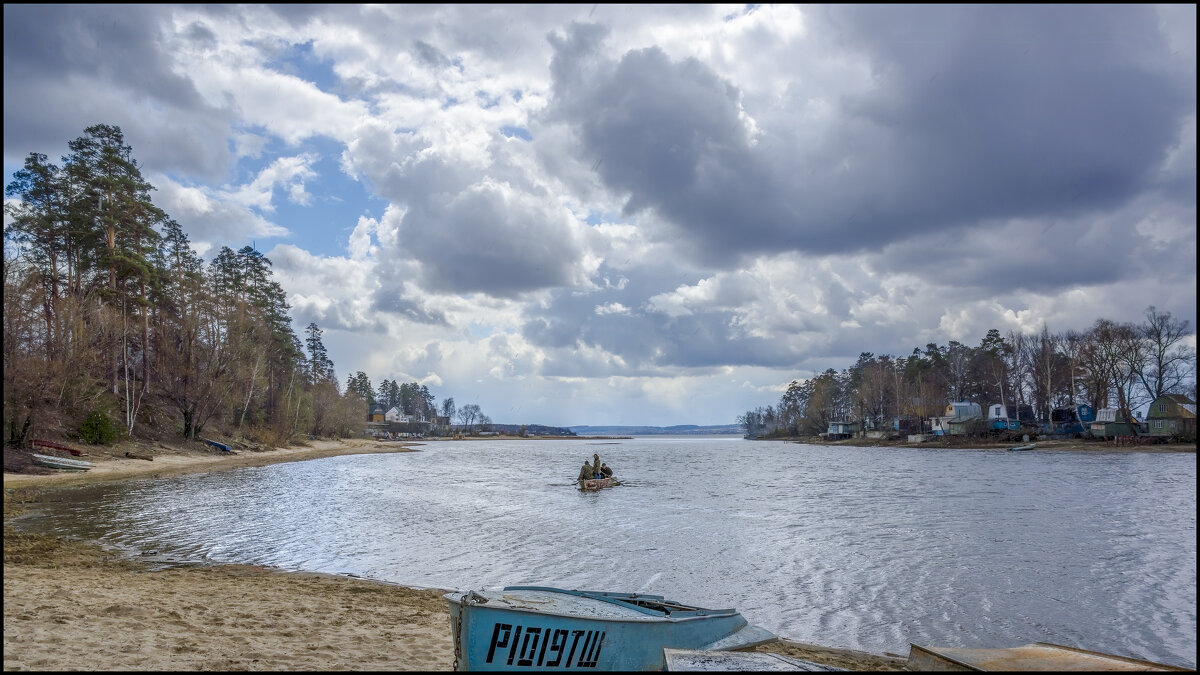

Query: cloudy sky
<box><xmin>4</xmin><ymin>4</ymin><xmax>1196</xmax><ymax>427</ymax></box>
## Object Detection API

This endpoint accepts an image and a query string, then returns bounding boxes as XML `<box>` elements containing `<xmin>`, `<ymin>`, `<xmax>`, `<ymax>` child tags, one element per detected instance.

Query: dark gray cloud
<box><xmin>348</xmin><ymin>124</ymin><xmax>588</xmax><ymax>298</ymax></box>
<box><xmin>2</xmin><ymin>5</ymin><xmax>198</xmax><ymax>105</ymax></box>
<box><xmin>387</xmin><ymin>174</ymin><xmax>584</xmax><ymax>297</ymax></box>
<box><xmin>520</xmin><ymin>261</ymin><xmax>805</xmax><ymax>374</ymax></box>
<box><xmin>2</xmin><ymin>4</ymin><xmax>234</xmax><ymax>180</ymax></box>
<box><xmin>368</xmin><ymin>291</ymin><xmax>448</xmax><ymax>326</ymax></box>
<box><xmin>541</xmin><ymin>8</ymin><xmax>1193</xmax><ymax>267</ymax></box>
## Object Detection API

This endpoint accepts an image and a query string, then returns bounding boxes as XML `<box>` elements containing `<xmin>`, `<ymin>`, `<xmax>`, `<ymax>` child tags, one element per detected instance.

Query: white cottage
<box><xmin>385</xmin><ymin>406</ymin><xmax>412</xmax><ymax>423</ymax></box>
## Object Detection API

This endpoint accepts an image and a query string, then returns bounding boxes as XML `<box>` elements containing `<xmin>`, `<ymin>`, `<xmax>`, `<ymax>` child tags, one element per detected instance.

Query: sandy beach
<box><xmin>4</xmin><ymin>438</ymin><xmax>908</xmax><ymax>671</ymax></box>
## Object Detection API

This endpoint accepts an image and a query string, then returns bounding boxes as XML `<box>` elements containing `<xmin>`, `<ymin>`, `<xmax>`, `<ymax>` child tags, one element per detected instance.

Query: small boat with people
<box><xmin>29</xmin><ymin>453</ymin><xmax>95</xmax><ymax>472</ymax></box>
<box><xmin>576</xmin><ymin>453</ymin><xmax>618</xmax><ymax>490</ymax></box>
<box><xmin>445</xmin><ymin>586</ymin><xmax>776</xmax><ymax>671</ymax></box>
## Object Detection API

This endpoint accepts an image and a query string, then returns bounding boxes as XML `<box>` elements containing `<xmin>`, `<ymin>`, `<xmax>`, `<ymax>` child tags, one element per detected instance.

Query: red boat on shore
<box><xmin>30</xmin><ymin>439</ymin><xmax>85</xmax><ymax>456</ymax></box>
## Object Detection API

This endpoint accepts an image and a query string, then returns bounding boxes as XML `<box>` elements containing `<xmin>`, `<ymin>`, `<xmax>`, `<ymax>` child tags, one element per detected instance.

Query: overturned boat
<box><xmin>445</xmin><ymin>586</ymin><xmax>776</xmax><ymax>671</ymax></box>
<box><xmin>29</xmin><ymin>453</ymin><xmax>94</xmax><ymax>472</ymax></box>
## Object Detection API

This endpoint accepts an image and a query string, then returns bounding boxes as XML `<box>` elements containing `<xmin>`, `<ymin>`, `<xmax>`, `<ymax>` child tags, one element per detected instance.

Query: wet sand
<box><xmin>3</xmin><ymin>438</ymin><xmax>903</xmax><ymax>670</ymax></box>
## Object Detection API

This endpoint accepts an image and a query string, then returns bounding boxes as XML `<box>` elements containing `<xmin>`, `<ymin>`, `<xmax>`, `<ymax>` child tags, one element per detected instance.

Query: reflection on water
<box><xmin>22</xmin><ymin>437</ymin><xmax>1197</xmax><ymax>668</ymax></box>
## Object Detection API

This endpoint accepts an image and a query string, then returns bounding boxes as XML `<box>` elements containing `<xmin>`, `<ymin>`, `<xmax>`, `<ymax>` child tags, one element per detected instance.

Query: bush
<box><xmin>79</xmin><ymin>410</ymin><xmax>119</xmax><ymax>445</ymax></box>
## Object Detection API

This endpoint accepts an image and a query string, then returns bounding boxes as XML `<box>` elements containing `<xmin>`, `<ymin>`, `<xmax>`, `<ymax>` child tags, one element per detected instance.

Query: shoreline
<box><xmin>768</xmin><ymin>436</ymin><xmax>1197</xmax><ymax>453</ymax></box>
<box><xmin>3</xmin><ymin>437</ymin><xmax>907</xmax><ymax>671</ymax></box>
<box><xmin>3</xmin><ymin>437</ymin><xmax>422</xmax><ymax>490</ymax></box>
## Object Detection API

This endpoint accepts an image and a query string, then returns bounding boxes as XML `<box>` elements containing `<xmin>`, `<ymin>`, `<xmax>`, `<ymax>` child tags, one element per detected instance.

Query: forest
<box><xmin>3</xmin><ymin>124</ymin><xmax>483</xmax><ymax>448</ymax></box>
<box><xmin>739</xmin><ymin>313</ymin><xmax>1196</xmax><ymax>439</ymax></box>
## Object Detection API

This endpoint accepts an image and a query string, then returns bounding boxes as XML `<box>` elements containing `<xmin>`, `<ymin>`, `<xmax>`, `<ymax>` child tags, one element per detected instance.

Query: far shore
<box><xmin>764</xmin><ymin>435</ymin><xmax>1197</xmax><ymax>453</ymax></box>
<box><xmin>3</xmin><ymin>436</ymin><xmax>908</xmax><ymax>671</ymax></box>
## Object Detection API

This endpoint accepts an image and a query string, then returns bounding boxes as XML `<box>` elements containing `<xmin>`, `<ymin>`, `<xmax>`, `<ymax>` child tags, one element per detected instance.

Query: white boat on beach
<box><xmin>30</xmin><ymin>453</ymin><xmax>95</xmax><ymax>471</ymax></box>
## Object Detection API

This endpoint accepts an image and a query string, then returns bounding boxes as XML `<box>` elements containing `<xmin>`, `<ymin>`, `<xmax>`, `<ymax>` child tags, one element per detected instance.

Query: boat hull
<box><xmin>578</xmin><ymin>477</ymin><xmax>619</xmax><ymax>491</ymax></box>
<box><xmin>202</xmin><ymin>438</ymin><xmax>233</xmax><ymax>452</ymax></box>
<box><xmin>29</xmin><ymin>453</ymin><xmax>94</xmax><ymax>471</ymax></box>
<box><xmin>446</xmin><ymin>588</ymin><xmax>756</xmax><ymax>671</ymax></box>
<box><xmin>30</xmin><ymin>439</ymin><xmax>84</xmax><ymax>456</ymax></box>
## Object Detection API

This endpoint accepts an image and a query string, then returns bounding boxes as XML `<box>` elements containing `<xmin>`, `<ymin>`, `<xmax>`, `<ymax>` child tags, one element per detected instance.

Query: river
<box><xmin>21</xmin><ymin>436</ymin><xmax>1197</xmax><ymax>668</ymax></box>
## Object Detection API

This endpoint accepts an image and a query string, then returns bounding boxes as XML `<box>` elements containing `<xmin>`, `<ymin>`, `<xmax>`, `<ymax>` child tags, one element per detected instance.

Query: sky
<box><xmin>3</xmin><ymin>4</ymin><xmax>1196</xmax><ymax>428</ymax></box>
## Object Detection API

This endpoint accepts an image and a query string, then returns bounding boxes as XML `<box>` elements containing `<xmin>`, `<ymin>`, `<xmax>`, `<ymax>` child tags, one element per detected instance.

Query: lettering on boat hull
<box><xmin>485</xmin><ymin>623</ymin><xmax>605</xmax><ymax>668</ymax></box>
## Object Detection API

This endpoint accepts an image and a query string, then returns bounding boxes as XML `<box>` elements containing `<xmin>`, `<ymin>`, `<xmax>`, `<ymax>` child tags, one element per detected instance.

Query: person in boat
<box><xmin>592</xmin><ymin>453</ymin><xmax>603</xmax><ymax>479</ymax></box>
<box><xmin>578</xmin><ymin>461</ymin><xmax>595</xmax><ymax>482</ymax></box>
<box><xmin>600</xmin><ymin>463</ymin><xmax>613</xmax><ymax>478</ymax></box>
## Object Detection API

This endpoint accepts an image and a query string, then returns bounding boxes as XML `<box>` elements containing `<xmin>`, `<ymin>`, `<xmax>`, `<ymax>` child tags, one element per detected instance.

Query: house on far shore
<box><xmin>987</xmin><ymin>403</ymin><xmax>1021</xmax><ymax>431</ymax></box>
<box><xmin>1145</xmin><ymin>394</ymin><xmax>1197</xmax><ymax>439</ymax></box>
<box><xmin>1044</xmin><ymin>404</ymin><xmax>1095</xmax><ymax>436</ymax></box>
<box><xmin>1090</xmin><ymin>408</ymin><xmax>1142</xmax><ymax>438</ymax></box>
<box><xmin>892</xmin><ymin>415</ymin><xmax>926</xmax><ymax>435</ymax></box>
<box><xmin>823</xmin><ymin>420</ymin><xmax>859</xmax><ymax>440</ymax></box>
<box><xmin>368</xmin><ymin>404</ymin><xmax>387</xmax><ymax>423</ymax></box>
<box><xmin>932</xmin><ymin>401</ymin><xmax>982</xmax><ymax>435</ymax></box>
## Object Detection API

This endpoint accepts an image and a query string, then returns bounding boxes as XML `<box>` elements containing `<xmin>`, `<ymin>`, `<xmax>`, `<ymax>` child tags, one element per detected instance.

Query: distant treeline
<box><xmin>739</xmin><ymin>315</ymin><xmax>1196</xmax><ymax>438</ymax></box>
<box><xmin>487</xmin><ymin>424</ymin><xmax>576</xmax><ymax>436</ymax></box>
<box><xmin>569</xmin><ymin>424</ymin><xmax>745</xmax><ymax>436</ymax></box>
<box><xmin>2</xmin><ymin>124</ymin><xmax>478</xmax><ymax>447</ymax></box>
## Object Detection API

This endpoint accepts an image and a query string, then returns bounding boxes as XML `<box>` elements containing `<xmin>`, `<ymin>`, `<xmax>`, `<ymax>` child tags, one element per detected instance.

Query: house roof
<box><xmin>1152</xmin><ymin>394</ymin><xmax>1197</xmax><ymax>418</ymax></box>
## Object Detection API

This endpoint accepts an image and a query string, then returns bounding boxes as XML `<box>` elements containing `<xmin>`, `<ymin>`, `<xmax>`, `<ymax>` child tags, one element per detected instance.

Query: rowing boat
<box><xmin>1007</xmin><ymin>443</ymin><xmax>1036</xmax><ymax>452</ymax></box>
<box><xmin>202</xmin><ymin>438</ymin><xmax>233</xmax><ymax>452</ymax></box>
<box><xmin>578</xmin><ymin>476</ymin><xmax>620</xmax><ymax>491</ymax></box>
<box><xmin>445</xmin><ymin>586</ymin><xmax>776</xmax><ymax>671</ymax></box>
<box><xmin>30</xmin><ymin>439</ymin><xmax>85</xmax><ymax>456</ymax></box>
<box><xmin>29</xmin><ymin>453</ymin><xmax>95</xmax><ymax>471</ymax></box>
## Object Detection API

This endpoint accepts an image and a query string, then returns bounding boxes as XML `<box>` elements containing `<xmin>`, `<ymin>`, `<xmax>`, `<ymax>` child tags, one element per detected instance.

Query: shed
<box><xmin>824</xmin><ymin>420</ymin><xmax>859</xmax><ymax>440</ymax></box>
<box><xmin>1090</xmin><ymin>409</ymin><xmax>1142</xmax><ymax>438</ymax></box>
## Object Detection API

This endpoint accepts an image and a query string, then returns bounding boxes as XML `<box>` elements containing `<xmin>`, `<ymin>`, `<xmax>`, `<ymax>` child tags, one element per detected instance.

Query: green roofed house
<box><xmin>1145</xmin><ymin>394</ymin><xmax>1197</xmax><ymax>440</ymax></box>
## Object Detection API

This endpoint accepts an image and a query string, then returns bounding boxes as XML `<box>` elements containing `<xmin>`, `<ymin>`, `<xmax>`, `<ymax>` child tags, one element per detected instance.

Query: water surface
<box><xmin>24</xmin><ymin>437</ymin><xmax>1197</xmax><ymax>668</ymax></box>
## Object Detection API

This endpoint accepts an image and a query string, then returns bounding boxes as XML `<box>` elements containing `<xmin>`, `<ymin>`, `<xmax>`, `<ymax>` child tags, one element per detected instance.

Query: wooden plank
<box><xmin>664</xmin><ymin>648</ymin><xmax>844</xmax><ymax>671</ymax></box>
<box><xmin>906</xmin><ymin>642</ymin><xmax>1190</xmax><ymax>671</ymax></box>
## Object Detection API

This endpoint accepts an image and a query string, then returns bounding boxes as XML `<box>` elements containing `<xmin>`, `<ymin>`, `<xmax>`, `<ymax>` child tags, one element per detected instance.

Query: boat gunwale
<box><xmin>504</xmin><ymin>585</ymin><xmax>739</xmax><ymax>618</ymax></box>
<box><xmin>446</xmin><ymin>588</ymin><xmax>743</xmax><ymax>624</ymax></box>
